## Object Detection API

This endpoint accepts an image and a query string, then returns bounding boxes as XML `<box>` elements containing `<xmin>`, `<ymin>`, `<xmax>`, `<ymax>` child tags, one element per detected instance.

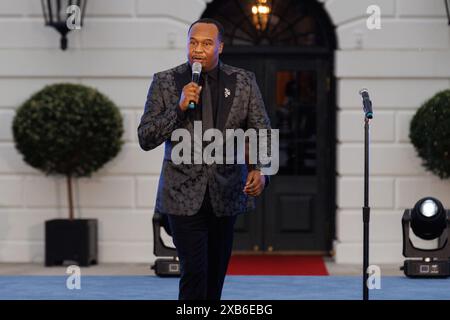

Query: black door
<box><xmin>222</xmin><ymin>53</ymin><xmax>334</xmax><ymax>253</ymax></box>
<box><xmin>201</xmin><ymin>0</ymin><xmax>337</xmax><ymax>253</ymax></box>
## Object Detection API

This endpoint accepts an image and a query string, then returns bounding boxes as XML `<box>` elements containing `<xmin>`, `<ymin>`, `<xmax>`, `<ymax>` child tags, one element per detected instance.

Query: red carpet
<box><xmin>227</xmin><ymin>255</ymin><xmax>329</xmax><ymax>276</ymax></box>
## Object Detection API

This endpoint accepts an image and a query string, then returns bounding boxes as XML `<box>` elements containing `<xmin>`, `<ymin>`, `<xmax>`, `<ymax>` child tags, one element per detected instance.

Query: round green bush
<box><xmin>409</xmin><ymin>90</ymin><xmax>450</xmax><ymax>179</ymax></box>
<box><xmin>13</xmin><ymin>83</ymin><xmax>124</xmax><ymax>177</ymax></box>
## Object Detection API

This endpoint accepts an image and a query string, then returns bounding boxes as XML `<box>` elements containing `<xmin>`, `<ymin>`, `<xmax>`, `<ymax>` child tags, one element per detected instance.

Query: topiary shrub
<box><xmin>409</xmin><ymin>90</ymin><xmax>450</xmax><ymax>179</ymax></box>
<box><xmin>13</xmin><ymin>83</ymin><xmax>124</xmax><ymax>219</ymax></box>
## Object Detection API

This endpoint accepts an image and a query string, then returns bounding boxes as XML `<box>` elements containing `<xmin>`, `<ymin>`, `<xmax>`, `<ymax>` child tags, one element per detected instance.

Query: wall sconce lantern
<box><xmin>41</xmin><ymin>0</ymin><xmax>87</xmax><ymax>50</ymax></box>
<box><xmin>252</xmin><ymin>0</ymin><xmax>271</xmax><ymax>32</ymax></box>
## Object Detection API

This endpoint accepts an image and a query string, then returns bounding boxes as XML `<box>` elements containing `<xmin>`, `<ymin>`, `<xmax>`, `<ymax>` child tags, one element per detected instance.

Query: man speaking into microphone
<box><xmin>138</xmin><ymin>18</ymin><xmax>272</xmax><ymax>300</ymax></box>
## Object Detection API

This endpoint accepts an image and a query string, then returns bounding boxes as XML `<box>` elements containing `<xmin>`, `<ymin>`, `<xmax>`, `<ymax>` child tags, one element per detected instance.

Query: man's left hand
<box><xmin>243</xmin><ymin>170</ymin><xmax>265</xmax><ymax>197</ymax></box>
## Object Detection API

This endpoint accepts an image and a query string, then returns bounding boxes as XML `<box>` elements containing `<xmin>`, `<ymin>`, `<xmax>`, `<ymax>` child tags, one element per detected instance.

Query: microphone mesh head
<box><xmin>192</xmin><ymin>62</ymin><xmax>202</xmax><ymax>74</ymax></box>
<box><xmin>359</xmin><ymin>88</ymin><xmax>368</xmax><ymax>96</ymax></box>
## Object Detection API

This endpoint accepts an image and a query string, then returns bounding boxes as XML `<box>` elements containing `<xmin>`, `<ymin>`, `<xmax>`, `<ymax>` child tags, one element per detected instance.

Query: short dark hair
<box><xmin>188</xmin><ymin>18</ymin><xmax>224</xmax><ymax>42</ymax></box>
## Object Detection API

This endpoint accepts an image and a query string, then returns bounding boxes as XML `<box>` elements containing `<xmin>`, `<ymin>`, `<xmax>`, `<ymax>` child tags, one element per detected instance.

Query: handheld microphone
<box><xmin>359</xmin><ymin>88</ymin><xmax>373</xmax><ymax>119</ymax></box>
<box><xmin>188</xmin><ymin>62</ymin><xmax>202</xmax><ymax>109</ymax></box>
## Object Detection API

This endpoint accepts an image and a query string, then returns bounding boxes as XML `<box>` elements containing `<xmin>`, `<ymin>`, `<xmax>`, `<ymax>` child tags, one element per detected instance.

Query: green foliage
<box><xmin>13</xmin><ymin>83</ymin><xmax>124</xmax><ymax>177</ymax></box>
<box><xmin>409</xmin><ymin>90</ymin><xmax>450</xmax><ymax>179</ymax></box>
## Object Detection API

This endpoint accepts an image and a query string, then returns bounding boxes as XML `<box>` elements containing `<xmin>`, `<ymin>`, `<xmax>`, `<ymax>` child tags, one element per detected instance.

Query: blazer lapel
<box><xmin>217</xmin><ymin>63</ymin><xmax>236</xmax><ymax>132</ymax></box>
<box><xmin>174</xmin><ymin>62</ymin><xmax>190</xmax><ymax>96</ymax></box>
<box><xmin>173</xmin><ymin>62</ymin><xmax>238</xmax><ymax>132</ymax></box>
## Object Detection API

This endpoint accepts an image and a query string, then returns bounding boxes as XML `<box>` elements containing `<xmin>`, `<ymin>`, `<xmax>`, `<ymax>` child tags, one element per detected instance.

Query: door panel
<box><xmin>221</xmin><ymin>56</ymin><xmax>265</xmax><ymax>252</ymax></box>
<box><xmin>221</xmin><ymin>54</ymin><xmax>333</xmax><ymax>253</ymax></box>
<box><xmin>264</xmin><ymin>59</ymin><xmax>325</xmax><ymax>251</ymax></box>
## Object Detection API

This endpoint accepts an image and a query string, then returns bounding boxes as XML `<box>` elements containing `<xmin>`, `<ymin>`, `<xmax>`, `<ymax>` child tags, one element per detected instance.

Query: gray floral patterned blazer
<box><xmin>138</xmin><ymin>61</ymin><xmax>271</xmax><ymax>217</ymax></box>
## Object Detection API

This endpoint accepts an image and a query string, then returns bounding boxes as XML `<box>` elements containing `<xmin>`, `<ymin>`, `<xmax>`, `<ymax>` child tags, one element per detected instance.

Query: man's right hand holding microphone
<box><xmin>179</xmin><ymin>83</ymin><xmax>202</xmax><ymax>112</ymax></box>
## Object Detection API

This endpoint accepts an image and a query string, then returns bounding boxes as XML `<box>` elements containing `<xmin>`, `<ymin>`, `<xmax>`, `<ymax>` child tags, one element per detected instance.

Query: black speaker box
<box><xmin>45</xmin><ymin>219</ymin><xmax>98</xmax><ymax>267</ymax></box>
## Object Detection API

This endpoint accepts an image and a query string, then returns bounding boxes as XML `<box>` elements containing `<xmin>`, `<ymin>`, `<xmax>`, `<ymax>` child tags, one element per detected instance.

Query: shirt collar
<box><xmin>205</xmin><ymin>63</ymin><xmax>219</xmax><ymax>81</ymax></box>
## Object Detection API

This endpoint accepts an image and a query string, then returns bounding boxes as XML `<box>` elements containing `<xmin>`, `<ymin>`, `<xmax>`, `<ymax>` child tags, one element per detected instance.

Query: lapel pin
<box><xmin>224</xmin><ymin>88</ymin><xmax>230</xmax><ymax>98</ymax></box>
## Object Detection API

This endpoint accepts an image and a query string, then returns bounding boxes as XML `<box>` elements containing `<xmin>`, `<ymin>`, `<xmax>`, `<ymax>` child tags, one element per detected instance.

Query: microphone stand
<box><xmin>362</xmin><ymin>111</ymin><xmax>372</xmax><ymax>300</ymax></box>
<box><xmin>359</xmin><ymin>88</ymin><xmax>373</xmax><ymax>301</ymax></box>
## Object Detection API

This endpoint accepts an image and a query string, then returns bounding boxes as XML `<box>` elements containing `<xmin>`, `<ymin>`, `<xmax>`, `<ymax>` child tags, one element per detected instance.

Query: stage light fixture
<box><xmin>402</xmin><ymin>197</ymin><xmax>450</xmax><ymax>277</ymax></box>
<box><xmin>151</xmin><ymin>212</ymin><xmax>180</xmax><ymax>277</ymax></box>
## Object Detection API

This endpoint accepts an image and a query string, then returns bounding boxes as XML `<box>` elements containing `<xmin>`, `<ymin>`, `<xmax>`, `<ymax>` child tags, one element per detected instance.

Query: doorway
<box><xmin>202</xmin><ymin>0</ymin><xmax>337</xmax><ymax>253</ymax></box>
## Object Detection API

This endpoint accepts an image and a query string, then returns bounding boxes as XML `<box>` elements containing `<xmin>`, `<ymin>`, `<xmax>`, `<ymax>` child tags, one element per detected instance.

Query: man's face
<box><xmin>187</xmin><ymin>23</ymin><xmax>223</xmax><ymax>72</ymax></box>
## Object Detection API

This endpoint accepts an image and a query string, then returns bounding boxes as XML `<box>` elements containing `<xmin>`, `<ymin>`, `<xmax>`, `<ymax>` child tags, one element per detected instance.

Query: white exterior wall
<box><xmin>0</xmin><ymin>0</ymin><xmax>206</xmax><ymax>263</ymax></box>
<box><xmin>0</xmin><ymin>0</ymin><xmax>449</xmax><ymax>264</ymax></box>
<box><xmin>329</xmin><ymin>0</ymin><xmax>450</xmax><ymax>263</ymax></box>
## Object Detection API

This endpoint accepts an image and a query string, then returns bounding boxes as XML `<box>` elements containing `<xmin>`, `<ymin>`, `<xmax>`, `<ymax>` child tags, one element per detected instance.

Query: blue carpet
<box><xmin>0</xmin><ymin>276</ymin><xmax>449</xmax><ymax>300</ymax></box>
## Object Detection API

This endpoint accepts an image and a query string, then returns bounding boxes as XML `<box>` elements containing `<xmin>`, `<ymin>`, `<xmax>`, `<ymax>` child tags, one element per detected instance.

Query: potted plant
<box><xmin>410</xmin><ymin>89</ymin><xmax>450</xmax><ymax>179</ymax></box>
<box><xmin>12</xmin><ymin>83</ymin><xmax>124</xmax><ymax>266</ymax></box>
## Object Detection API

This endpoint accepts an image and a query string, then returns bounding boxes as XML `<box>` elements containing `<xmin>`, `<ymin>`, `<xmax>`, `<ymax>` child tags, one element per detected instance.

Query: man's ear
<box><xmin>218</xmin><ymin>42</ymin><xmax>224</xmax><ymax>54</ymax></box>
